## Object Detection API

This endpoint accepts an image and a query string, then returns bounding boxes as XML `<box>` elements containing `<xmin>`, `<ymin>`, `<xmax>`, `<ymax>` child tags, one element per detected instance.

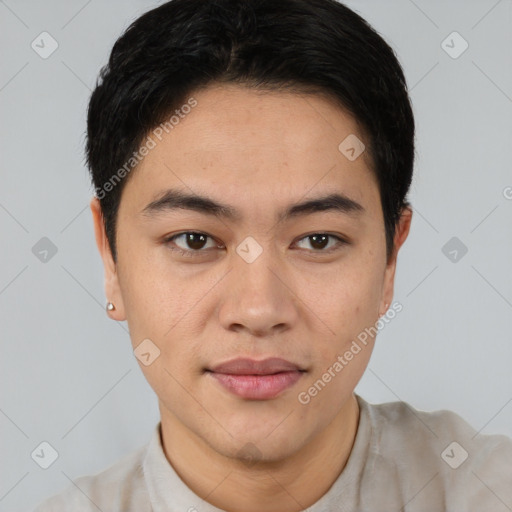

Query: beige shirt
<box><xmin>33</xmin><ymin>394</ymin><xmax>512</xmax><ymax>511</ymax></box>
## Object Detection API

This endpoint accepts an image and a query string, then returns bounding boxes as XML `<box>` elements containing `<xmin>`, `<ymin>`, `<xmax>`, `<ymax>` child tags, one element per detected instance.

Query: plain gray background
<box><xmin>1</xmin><ymin>0</ymin><xmax>511</xmax><ymax>510</ymax></box>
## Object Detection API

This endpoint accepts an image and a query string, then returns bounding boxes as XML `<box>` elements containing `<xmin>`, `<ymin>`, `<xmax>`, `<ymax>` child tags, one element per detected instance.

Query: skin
<box><xmin>91</xmin><ymin>84</ymin><xmax>412</xmax><ymax>512</ymax></box>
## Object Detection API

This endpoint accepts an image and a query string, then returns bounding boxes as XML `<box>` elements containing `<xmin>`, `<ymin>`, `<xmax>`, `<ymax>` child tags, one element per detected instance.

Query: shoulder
<box><xmin>358</xmin><ymin>395</ymin><xmax>512</xmax><ymax>509</ymax></box>
<box><xmin>32</xmin><ymin>442</ymin><xmax>151</xmax><ymax>512</ymax></box>
<box><xmin>365</xmin><ymin>395</ymin><xmax>512</xmax><ymax>458</ymax></box>
<box><xmin>364</xmin><ymin>396</ymin><xmax>479</xmax><ymax>441</ymax></box>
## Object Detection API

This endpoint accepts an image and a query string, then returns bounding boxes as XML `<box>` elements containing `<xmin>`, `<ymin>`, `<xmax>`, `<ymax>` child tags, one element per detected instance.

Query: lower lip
<box><xmin>208</xmin><ymin>371</ymin><xmax>303</xmax><ymax>400</ymax></box>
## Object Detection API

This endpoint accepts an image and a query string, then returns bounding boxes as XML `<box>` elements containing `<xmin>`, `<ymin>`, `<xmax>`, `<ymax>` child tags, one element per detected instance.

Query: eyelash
<box><xmin>163</xmin><ymin>231</ymin><xmax>349</xmax><ymax>258</ymax></box>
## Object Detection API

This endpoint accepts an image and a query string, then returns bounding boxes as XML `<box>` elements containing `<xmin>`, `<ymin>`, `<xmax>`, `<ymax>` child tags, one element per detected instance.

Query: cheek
<box><xmin>117</xmin><ymin>259</ymin><xmax>217</xmax><ymax>382</ymax></box>
<box><xmin>116</xmin><ymin>248</ymin><xmax>177</xmax><ymax>350</ymax></box>
<box><xmin>116</xmin><ymin>231</ymin><xmax>181</xmax><ymax>319</ymax></box>
<box><xmin>296</xmin><ymin>280</ymin><xmax>379</xmax><ymax>413</ymax></box>
<box><xmin>293</xmin><ymin>262</ymin><xmax>384</xmax><ymax>387</ymax></box>
<box><xmin>297</xmin><ymin>259</ymin><xmax>383</xmax><ymax>336</ymax></box>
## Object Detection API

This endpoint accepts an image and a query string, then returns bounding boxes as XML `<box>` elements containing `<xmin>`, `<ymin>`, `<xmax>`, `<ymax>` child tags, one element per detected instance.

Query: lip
<box><xmin>209</xmin><ymin>357</ymin><xmax>304</xmax><ymax>375</ymax></box>
<box><xmin>206</xmin><ymin>357</ymin><xmax>305</xmax><ymax>400</ymax></box>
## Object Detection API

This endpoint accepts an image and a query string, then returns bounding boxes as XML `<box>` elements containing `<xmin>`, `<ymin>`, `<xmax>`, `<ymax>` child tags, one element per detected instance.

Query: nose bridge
<box><xmin>217</xmin><ymin>239</ymin><xmax>298</xmax><ymax>334</ymax></box>
<box><xmin>239</xmin><ymin>247</ymin><xmax>279</xmax><ymax>294</ymax></box>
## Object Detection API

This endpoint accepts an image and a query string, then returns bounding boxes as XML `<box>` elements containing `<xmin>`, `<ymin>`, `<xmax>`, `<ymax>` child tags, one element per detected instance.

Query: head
<box><xmin>89</xmin><ymin>0</ymin><xmax>414</xmax><ymax>462</ymax></box>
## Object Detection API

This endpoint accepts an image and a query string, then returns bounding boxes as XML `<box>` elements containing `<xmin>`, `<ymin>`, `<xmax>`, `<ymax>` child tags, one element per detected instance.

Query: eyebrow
<box><xmin>141</xmin><ymin>188</ymin><xmax>365</xmax><ymax>222</ymax></box>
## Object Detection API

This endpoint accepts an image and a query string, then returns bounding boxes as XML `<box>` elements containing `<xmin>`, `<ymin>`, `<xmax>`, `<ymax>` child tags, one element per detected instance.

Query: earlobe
<box><xmin>90</xmin><ymin>197</ymin><xmax>126</xmax><ymax>321</ymax></box>
<box><xmin>378</xmin><ymin>302</ymin><xmax>390</xmax><ymax>318</ymax></box>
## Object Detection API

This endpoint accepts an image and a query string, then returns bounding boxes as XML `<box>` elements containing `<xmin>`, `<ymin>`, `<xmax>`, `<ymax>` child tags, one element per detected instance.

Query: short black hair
<box><xmin>87</xmin><ymin>0</ymin><xmax>415</xmax><ymax>263</ymax></box>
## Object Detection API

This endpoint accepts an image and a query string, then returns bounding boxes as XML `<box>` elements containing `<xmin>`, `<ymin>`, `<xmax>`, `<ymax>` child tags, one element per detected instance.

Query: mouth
<box><xmin>205</xmin><ymin>357</ymin><xmax>306</xmax><ymax>400</ymax></box>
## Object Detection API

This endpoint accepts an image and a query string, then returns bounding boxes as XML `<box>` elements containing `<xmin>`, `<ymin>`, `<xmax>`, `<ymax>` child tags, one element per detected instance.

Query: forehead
<box><xmin>120</xmin><ymin>84</ymin><xmax>380</xmax><ymax>221</ymax></box>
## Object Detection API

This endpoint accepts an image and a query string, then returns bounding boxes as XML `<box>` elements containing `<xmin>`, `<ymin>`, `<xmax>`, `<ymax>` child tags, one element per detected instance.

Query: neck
<box><xmin>159</xmin><ymin>394</ymin><xmax>360</xmax><ymax>512</ymax></box>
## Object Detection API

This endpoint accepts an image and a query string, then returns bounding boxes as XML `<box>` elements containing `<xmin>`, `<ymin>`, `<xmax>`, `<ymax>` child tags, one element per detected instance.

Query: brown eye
<box><xmin>183</xmin><ymin>233</ymin><xmax>208</xmax><ymax>250</ymax></box>
<box><xmin>165</xmin><ymin>232</ymin><xmax>219</xmax><ymax>254</ymax></box>
<box><xmin>295</xmin><ymin>233</ymin><xmax>348</xmax><ymax>252</ymax></box>
<box><xmin>308</xmin><ymin>234</ymin><xmax>329</xmax><ymax>250</ymax></box>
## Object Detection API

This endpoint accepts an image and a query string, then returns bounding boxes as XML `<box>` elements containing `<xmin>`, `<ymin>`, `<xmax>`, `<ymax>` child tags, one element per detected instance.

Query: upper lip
<box><xmin>209</xmin><ymin>357</ymin><xmax>304</xmax><ymax>375</ymax></box>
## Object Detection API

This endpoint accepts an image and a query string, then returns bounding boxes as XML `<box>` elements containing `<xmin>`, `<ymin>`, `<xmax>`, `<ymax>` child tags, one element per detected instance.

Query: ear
<box><xmin>378</xmin><ymin>206</ymin><xmax>413</xmax><ymax>317</ymax></box>
<box><xmin>90</xmin><ymin>197</ymin><xmax>126</xmax><ymax>321</ymax></box>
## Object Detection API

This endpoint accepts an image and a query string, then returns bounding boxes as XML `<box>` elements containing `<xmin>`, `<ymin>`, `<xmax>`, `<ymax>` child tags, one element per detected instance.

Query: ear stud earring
<box><xmin>106</xmin><ymin>302</ymin><xmax>116</xmax><ymax>312</ymax></box>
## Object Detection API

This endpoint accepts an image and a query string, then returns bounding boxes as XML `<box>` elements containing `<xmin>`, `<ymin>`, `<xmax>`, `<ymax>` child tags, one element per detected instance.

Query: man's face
<box><xmin>93</xmin><ymin>84</ymin><xmax>407</xmax><ymax>462</ymax></box>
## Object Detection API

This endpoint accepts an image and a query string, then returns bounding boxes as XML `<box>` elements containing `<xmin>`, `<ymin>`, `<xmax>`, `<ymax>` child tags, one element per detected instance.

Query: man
<box><xmin>34</xmin><ymin>0</ymin><xmax>512</xmax><ymax>510</ymax></box>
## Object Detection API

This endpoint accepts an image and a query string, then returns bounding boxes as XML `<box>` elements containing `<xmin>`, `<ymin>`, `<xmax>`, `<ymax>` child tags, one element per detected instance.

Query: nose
<box><xmin>217</xmin><ymin>247</ymin><xmax>299</xmax><ymax>338</ymax></box>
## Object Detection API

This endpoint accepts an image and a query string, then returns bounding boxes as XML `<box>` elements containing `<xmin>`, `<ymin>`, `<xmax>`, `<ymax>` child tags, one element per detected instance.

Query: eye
<box><xmin>294</xmin><ymin>233</ymin><xmax>348</xmax><ymax>252</ymax></box>
<box><xmin>164</xmin><ymin>232</ymin><xmax>221</xmax><ymax>256</ymax></box>
<box><xmin>163</xmin><ymin>231</ymin><xmax>349</xmax><ymax>259</ymax></box>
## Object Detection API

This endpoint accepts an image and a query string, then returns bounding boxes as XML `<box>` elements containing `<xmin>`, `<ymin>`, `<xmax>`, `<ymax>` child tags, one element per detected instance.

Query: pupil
<box><xmin>187</xmin><ymin>233</ymin><xmax>206</xmax><ymax>250</ymax></box>
<box><xmin>310</xmin><ymin>234</ymin><xmax>328</xmax><ymax>250</ymax></box>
